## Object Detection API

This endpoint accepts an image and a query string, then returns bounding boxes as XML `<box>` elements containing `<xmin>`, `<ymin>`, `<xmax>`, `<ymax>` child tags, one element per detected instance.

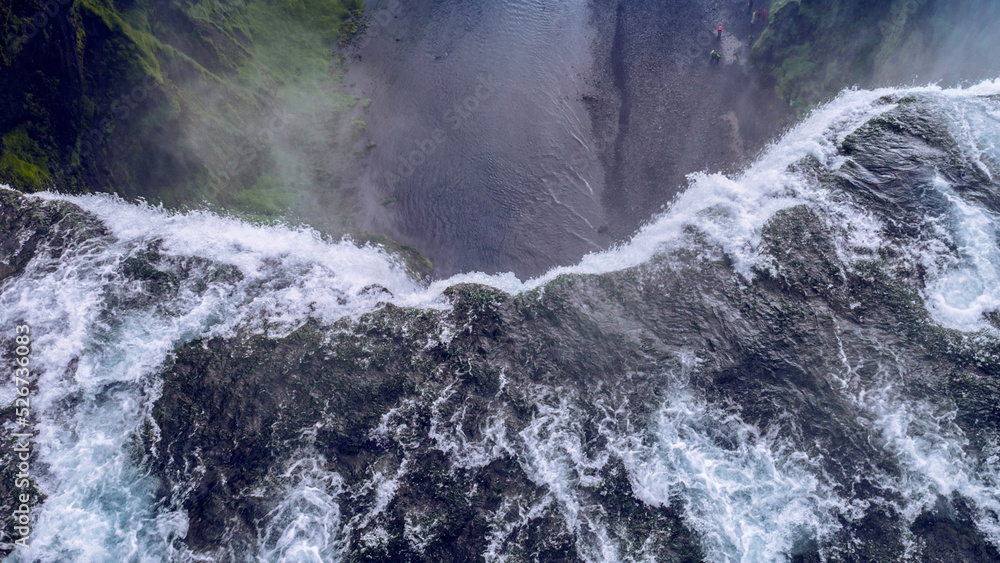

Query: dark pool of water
<box><xmin>344</xmin><ymin>0</ymin><xmax>789</xmax><ymax>278</ymax></box>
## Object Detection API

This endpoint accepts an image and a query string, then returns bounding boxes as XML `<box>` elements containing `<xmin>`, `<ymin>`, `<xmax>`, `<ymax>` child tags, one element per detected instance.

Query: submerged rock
<box><xmin>136</xmin><ymin>94</ymin><xmax>1000</xmax><ymax>561</ymax></box>
<box><xmin>2</xmin><ymin>91</ymin><xmax>1000</xmax><ymax>560</ymax></box>
<box><xmin>0</xmin><ymin>190</ymin><xmax>108</xmax><ymax>556</ymax></box>
<box><xmin>752</xmin><ymin>0</ymin><xmax>1000</xmax><ymax>109</ymax></box>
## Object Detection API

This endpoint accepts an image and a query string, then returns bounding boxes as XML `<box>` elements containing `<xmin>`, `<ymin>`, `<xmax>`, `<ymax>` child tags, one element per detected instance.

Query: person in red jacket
<box><xmin>717</xmin><ymin>25</ymin><xmax>723</xmax><ymax>40</ymax></box>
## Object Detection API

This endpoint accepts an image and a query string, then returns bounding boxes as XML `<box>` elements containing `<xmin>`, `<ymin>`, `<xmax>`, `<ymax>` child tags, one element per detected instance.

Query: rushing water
<box><xmin>3</xmin><ymin>80</ymin><xmax>1000</xmax><ymax>561</ymax></box>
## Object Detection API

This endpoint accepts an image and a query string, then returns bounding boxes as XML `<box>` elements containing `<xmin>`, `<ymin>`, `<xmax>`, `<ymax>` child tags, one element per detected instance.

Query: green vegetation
<box><xmin>229</xmin><ymin>171</ymin><xmax>297</xmax><ymax>217</ymax></box>
<box><xmin>0</xmin><ymin>0</ymin><xmax>365</xmax><ymax>229</ymax></box>
<box><xmin>751</xmin><ymin>0</ymin><xmax>948</xmax><ymax>110</ymax></box>
<box><xmin>0</xmin><ymin>127</ymin><xmax>52</xmax><ymax>190</ymax></box>
<box><xmin>76</xmin><ymin>0</ymin><xmax>164</xmax><ymax>80</ymax></box>
<box><xmin>338</xmin><ymin>7</ymin><xmax>366</xmax><ymax>45</ymax></box>
<box><xmin>752</xmin><ymin>0</ymin><xmax>886</xmax><ymax>108</ymax></box>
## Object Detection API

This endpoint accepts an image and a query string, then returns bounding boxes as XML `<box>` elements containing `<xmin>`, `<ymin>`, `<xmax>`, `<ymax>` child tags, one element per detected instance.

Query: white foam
<box><xmin>32</xmin><ymin>192</ymin><xmax>432</xmax><ymax>334</ymax></box>
<box><xmin>615</xmin><ymin>390</ymin><xmax>850</xmax><ymax>563</ymax></box>
<box><xmin>941</xmin><ymin>91</ymin><xmax>1000</xmax><ymax>181</ymax></box>
<box><xmin>426</xmin><ymin>381</ymin><xmax>513</xmax><ymax>470</ymax></box>
<box><xmin>3</xmin><ymin>78</ymin><xmax>1000</xmax><ymax>561</ymax></box>
<box><xmin>16</xmin><ymin>81</ymin><xmax>1000</xmax><ymax>315</ymax></box>
<box><xmin>428</xmin><ymin>82</ymin><xmax>999</xmax><ymax>292</ymax></box>
<box><xmin>833</xmin><ymin>327</ymin><xmax>1000</xmax><ymax>551</ymax></box>
<box><xmin>256</xmin><ymin>455</ymin><xmax>347</xmax><ymax>563</ymax></box>
<box><xmin>920</xmin><ymin>174</ymin><xmax>1000</xmax><ymax>331</ymax></box>
<box><xmin>0</xmin><ymin>207</ymin><xmax>215</xmax><ymax>560</ymax></box>
<box><xmin>516</xmin><ymin>388</ymin><xmax>618</xmax><ymax>562</ymax></box>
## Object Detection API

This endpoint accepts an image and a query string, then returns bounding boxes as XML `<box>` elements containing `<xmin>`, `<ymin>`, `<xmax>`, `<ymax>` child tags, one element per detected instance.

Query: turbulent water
<box><xmin>2</xmin><ymin>80</ymin><xmax>1000</xmax><ymax>561</ymax></box>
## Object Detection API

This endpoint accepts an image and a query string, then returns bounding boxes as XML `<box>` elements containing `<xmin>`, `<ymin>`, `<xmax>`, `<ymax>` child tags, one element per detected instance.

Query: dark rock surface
<box><xmin>753</xmin><ymin>0</ymin><xmax>1000</xmax><ymax>108</ymax></box>
<box><xmin>141</xmin><ymin>94</ymin><xmax>1000</xmax><ymax>560</ymax></box>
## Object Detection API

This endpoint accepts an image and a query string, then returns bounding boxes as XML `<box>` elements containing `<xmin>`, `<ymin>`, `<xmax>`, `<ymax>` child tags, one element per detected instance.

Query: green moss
<box><xmin>2</xmin><ymin>0</ymin><xmax>378</xmax><ymax>260</ymax></box>
<box><xmin>230</xmin><ymin>172</ymin><xmax>296</xmax><ymax>216</ymax></box>
<box><xmin>338</xmin><ymin>7</ymin><xmax>366</xmax><ymax>45</ymax></box>
<box><xmin>76</xmin><ymin>0</ymin><xmax>164</xmax><ymax>81</ymax></box>
<box><xmin>0</xmin><ymin>126</ymin><xmax>52</xmax><ymax>191</ymax></box>
<box><xmin>752</xmin><ymin>0</ymin><xmax>892</xmax><ymax>107</ymax></box>
<box><xmin>241</xmin><ymin>3</ymin><xmax>331</xmax><ymax>89</ymax></box>
<box><xmin>339</xmin><ymin>94</ymin><xmax>362</xmax><ymax>111</ymax></box>
<box><xmin>768</xmin><ymin>0</ymin><xmax>797</xmax><ymax>12</ymax></box>
<box><xmin>773</xmin><ymin>48</ymin><xmax>818</xmax><ymax>103</ymax></box>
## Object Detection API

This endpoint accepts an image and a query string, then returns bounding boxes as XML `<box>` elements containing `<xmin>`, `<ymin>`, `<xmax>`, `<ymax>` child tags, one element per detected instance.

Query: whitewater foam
<box><xmin>3</xmin><ymin>78</ymin><xmax>1000</xmax><ymax>561</ymax></box>
<box><xmin>831</xmin><ymin>325</ymin><xmax>1000</xmax><ymax>552</ymax></box>
<box><xmin>922</xmin><ymin>181</ymin><xmax>1000</xmax><ymax>331</ymax></box>
<box><xmin>613</xmin><ymin>390</ymin><xmax>850</xmax><ymax>563</ymax></box>
<box><xmin>20</xmin><ymin>81</ymin><xmax>1000</xmax><ymax>320</ymax></box>
<box><xmin>256</xmin><ymin>455</ymin><xmax>347</xmax><ymax>562</ymax></box>
<box><xmin>0</xmin><ymin>210</ymin><xmax>203</xmax><ymax>560</ymax></box>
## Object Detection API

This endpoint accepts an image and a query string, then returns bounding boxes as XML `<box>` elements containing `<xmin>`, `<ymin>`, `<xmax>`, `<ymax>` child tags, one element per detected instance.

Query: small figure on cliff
<box><xmin>752</xmin><ymin>10</ymin><xmax>758</xmax><ymax>23</ymax></box>
<box><xmin>717</xmin><ymin>25</ymin><xmax>723</xmax><ymax>40</ymax></box>
<box><xmin>748</xmin><ymin>34</ymin><xmax>755</xmax><ymax>47</ymax></box>
<box><xmin>762</xmin><ymin>9</ymin><xmax>768</xmax><ymax>23</ymax></box>
<box><xmin>710</xmin><ymin>50</ymin><xmax>722</xmax><ymax>63</ymax></box>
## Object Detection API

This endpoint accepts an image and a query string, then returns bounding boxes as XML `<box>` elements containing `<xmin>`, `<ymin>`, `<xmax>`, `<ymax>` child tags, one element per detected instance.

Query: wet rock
<box><xmin>130</xmin><ymin>94</ymin><xmax>1000</xmax><ymax>560</ymax></box>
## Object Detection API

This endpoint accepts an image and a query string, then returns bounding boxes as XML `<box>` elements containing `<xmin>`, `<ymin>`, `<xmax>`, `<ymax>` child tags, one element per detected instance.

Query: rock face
<box><xmin>1</xmin><ymin>0</ymin><xmax>364</xmax><ymax>224</ymax></box>
<box><xmin>139</xmin><ymin>93</ymin><xmax>1000</xmax><ymax>561</ymax></box>
<box><xmin>752</xmin><ymin>0</ymin><xmax>1000</xmax><ymax>108</ymax></box>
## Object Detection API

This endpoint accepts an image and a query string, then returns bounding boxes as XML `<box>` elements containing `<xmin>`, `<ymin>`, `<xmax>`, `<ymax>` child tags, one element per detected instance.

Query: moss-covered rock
<box><xmin>140</xmin><ymin>90</ymin><xmax>1000</xmax><ymax>560</ymax></box>
<box><xmin>752</xmin><ymin>0</ymin><xmax>1000</xmax><ymax>109</ymax></box>
<box><xmin>1</xmin><ymin>0</ymin><xmax>365</xmax><ymax>226</ymax></box>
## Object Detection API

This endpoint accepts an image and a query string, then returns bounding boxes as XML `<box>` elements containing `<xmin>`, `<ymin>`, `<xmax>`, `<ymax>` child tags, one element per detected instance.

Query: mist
<box><xmin>874</xmin><ymin>0</ymin><xmax>1000</xmax><ymax>88</ymax></box>
<box><xmin>4</xmin><ymin>0</ymin><xmax>999</xmax><ymax>279</ymax></box>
